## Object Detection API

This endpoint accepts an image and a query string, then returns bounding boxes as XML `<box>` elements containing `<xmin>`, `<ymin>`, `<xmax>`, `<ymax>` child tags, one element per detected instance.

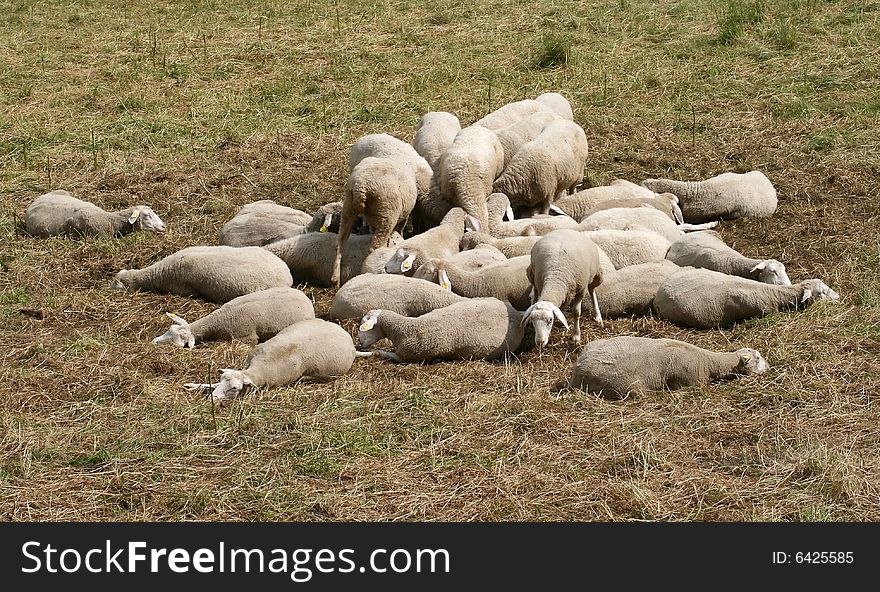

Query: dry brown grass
<box><xmin>1</xmin><ymin>0</ymin><xmax>879</xmax><ymax>521</ymax></box>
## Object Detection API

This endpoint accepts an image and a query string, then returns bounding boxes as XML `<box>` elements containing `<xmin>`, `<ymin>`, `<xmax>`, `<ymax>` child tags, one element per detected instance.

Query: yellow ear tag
<box><xmin>742</xmin><ymin>354</ymin><xmax>752</xmax><ymax>362</ymax></box>
<box><xmin>128</xmin><ymin>212</ymin><xmax>139</xmax><ymax>224</ymax></box>
<box><xmin>440</xmin><ymin>280</ymin><xmax>450</xmax><ymax>290</ymax></box>
<box><xmin>359</xmin><ymin>320</ymin><xmax>375</xmax><ymax>332</ymax></box>
<box><xmin>400</xmin><ymin>254</ymin><xmax>415</xmax><ymax>272</ymax></box>
<box><xmin>320</xmin><ymin>224</ymin><xmax>328</xmax><ymax>232</ymax></box>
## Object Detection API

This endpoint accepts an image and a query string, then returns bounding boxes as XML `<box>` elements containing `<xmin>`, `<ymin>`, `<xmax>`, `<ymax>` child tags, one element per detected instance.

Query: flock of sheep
<box><xmin>23</xmin><ymin>92</ymin><xmax>841</xmax><ymax>401</ymax></box>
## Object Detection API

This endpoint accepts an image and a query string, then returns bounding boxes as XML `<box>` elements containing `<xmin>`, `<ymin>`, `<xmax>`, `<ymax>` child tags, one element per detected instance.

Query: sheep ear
<box><xmin>505</xmin><ymin>206</ymin><xmax>515</xmax><ymax>221</ymax></box>
<box><xmin>320</xmin><ymin>212</ymin><xmax>332</xmax><ymax>232</ymax></box>
<box><xmin>801</xmin><ymin>287</ymin><xmax>812</xmax><ymax>303</ymax></box>
<box><xmin>465</xmin><ymin>215</ymin><xmax>482</xmax><ymax>233</ymax></box>
<box><xmin>439</xmin><ymin>270</ymin><xmax>451</xmax><ymax>291</ymax></box>
<box><xmin>400</xmin><ymin>253</ymin><xmax>416</xmax><ymax>272</ymax></box>
<box><xmin>128</xmin><ymin>210</ymin><xmax>140</xmax><ymax>224</ymax></box>
<box><xmin>220</xmin><ymin>368</ymin><xmax>236</xmax><ymax>375</ymax></box>
<box><xmin>551</xmin><ymin>305</ymin><xmax>569</xmax><ymax>329</ymax></box>
<box><xmin>359</xmin><ymin>317</ymin><xmax>376</xmax><ymax>332</ymax></box>
<box><xmin>166</xmin><ymin>312</ymin><xmax>189</xmax><ymax>327</ymax></box>
<box><xmin>520</xmin><ymin>304</ymin><xmax>536</xmax><ymax>327</ymax></box>
<box><xmin>750</xmin><ymin>261</ymin><xmax>767</xmax><ymax>272</ymax></box>
<box><xmin>741</xmin><ymin>353</ymin><xmax>752</xmax><ymax>362</ymax></box>
<box><xmin>187</xmin><ymin>335</ymin><xmax>196</xmax><ymax>349</ymax></box>
<box><xmin>549</xmin><ymin>204</ymin><xmax>565</xmax><ymax>215</ymax></box>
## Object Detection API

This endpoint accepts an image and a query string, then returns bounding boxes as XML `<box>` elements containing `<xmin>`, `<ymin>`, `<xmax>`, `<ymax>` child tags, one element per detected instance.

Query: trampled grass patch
<box><xmin>0</xmin><ymin>0</ymin><xmax>878</xmax><ymax>521</ymax></box>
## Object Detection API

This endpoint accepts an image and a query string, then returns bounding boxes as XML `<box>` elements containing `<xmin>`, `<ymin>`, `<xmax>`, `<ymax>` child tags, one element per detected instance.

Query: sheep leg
<box><xmin>375</xmin><ymin>350</ymin><xmax>403</xmax><ymax>363</ymax></box>
<box><xmin>589</xmin><ymin>286</ymin><xmax>603</xmax><ymax>326</ymax></box>
<box><xmin>571</xmin><ymin>295</ymin><xmax>583</xmax><ymax>345</ymax></box>
<box><xmin>183</xmin><ymin>382</ymin><xmax>219</xmax><ymax>393</ymax></box>
<box><xmin>540</xmin><ymin>198</ymin><xmax>551</xmax><ymax>215</ymax></box>
<box><xmin>678</xmin><ymin>221</ymin><xmax>718</xmax><ymax>232</ymax></box>
<box><xmin>333</xmin><ymin>214</ymin><xmax>358</xmax><ymax>287</ymax></box>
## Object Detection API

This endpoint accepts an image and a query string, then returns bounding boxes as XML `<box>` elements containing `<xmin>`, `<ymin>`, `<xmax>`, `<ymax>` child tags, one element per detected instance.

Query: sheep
<box><xmin>492</xmin><ymin>119</ymin><xmax>589</xmax><ymax>214</ymax></box>
<box><xmin>582</xmin><ymin>229</ymin><xmax>672</xmax><ymax>269</ymax></box>
<box><xmin>356</xmin><ymin>298</ymin><xmax>525</xmax><ymax>363</ymax></box>
<box><xmin>329</xmin><ymin>274</ymin><xmax>468</xmax><ymax>320</ymax></box>
<box><xmin>535</xmin><ymin>92</ymin><xmax>574</xmax><ymax>121</ymax></box>
<box><xmin>110</xmin><ymin>246</ymin><xmax>292</xmax><ymax>304</ymax></box>
<box><xmin>473</xmin><ymin>99</ymin><xmax>557</xmax><ymax>130</ymax></box>
<box><xmin>266</xmin><ymin>231</ymin><xmax>403</xmax><ymax>288</ymax></box>
<box><xmin>334</xmin><ymin>133</ymin><xmax>433</xmax><ymax>285</ymax></box>
<box><xmin>641</xmin><ymin>170</ymin><xmax>778</xmax><ymax>222</ymax></box>
<box><xmin>219</xmin><ymin>202</ymin><xmax>345</xmax><ymax>248</ymax></box>
<box><xmin>551</xmin><ymin>180</ymin><xmax>658</xmax><ymax>221</ymax></box>
<box><xmin>578</xmin><ymin>192</ymin><xmax>684</xmax><ymax>223</ymax></box>
<box><xmin>665</xmin><ymin>230</ymin><xmax>791</xmax><ymax>285</ymax></box>
<box><xmin>486</xmin><ymin>192</ymin><xmax>515</xmax><ymax>234</ymax></box>
<box><xmin>494</xmin><ymin>110</ymin><xmax>560</xmax><ymax>169</ymax></box>
<box><xmin>579</xmin><ymin>207</ymin><xmax>717</xmax><ymax>243</ymax></box>
<box><xmin>25</xmin><ymin>190</ymin><xmax>165</xmax><ymax>238</ymax></box>
<box><xmin>411</xmin><ymin>112</ymin><xmax>461</xmax><ymax>231</ymax></box>
<box><xmin>459</xmin><ymin>231</ymin><xmax>541</xmax><ymax>258</ymax></box>
<box><xmin>383</xmin><ymin>207</ymin><xmax>481</xmax><ymax>276</ymax></box>
<box><xmin>235</xmin><ymin>200</ymin><xmax>313</xmax><ymax>224</ymax></box>
<box><xmin>446</xmin><ymin>243</ymin><xmax>507</xmax><ymax>271</ymax></box>
<box><xmin>413</xmin><ymin>256</ymin><xmax>532</xmax><ymax>310</ymax></box>
<box><xmin>583</xmin><ymin>260</ymin><xmax>680</xmax><ymax>319</ymax></box>
<box><xmin>152</xmin><ymin>287</ymin><xmax>315</xmax><ymax>348</ymax></box>
<box><xmin>653</xmin><ymin>268</ymin><xmax>839</xmax><ymax>329</ymax></box>
<box><xmin>439</xmin><ymin>125</ymin><xmax>505</xmax><ymax>229</ymax></box>
<box><xmin>563</xmin><ymin>336</ymin><xmax>769</xmax><ymax>399</ymax></box>
<box><xmin>522</xmin><ymin>229</ymin><xmax>603</xmax><ymax>347</ymax></box>
<box><xmin>184</xmin><ymin>319</ymin><xmax>365</xmax><ymax>402</ymax></box>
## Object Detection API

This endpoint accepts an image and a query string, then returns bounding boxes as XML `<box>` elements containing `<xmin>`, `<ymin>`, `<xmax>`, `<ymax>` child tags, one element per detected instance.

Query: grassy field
<box><xmin>1</xmin><ymin>0</ymin><xmax>879</xmax><ymax>521</ymax></box>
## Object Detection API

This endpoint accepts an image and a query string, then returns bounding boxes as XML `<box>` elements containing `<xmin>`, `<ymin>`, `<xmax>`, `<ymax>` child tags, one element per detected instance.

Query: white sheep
<box><xmin>552</xmin><ymin>179</ymin><xmax>658</xmax><ymax>221</ymax></box>
<box><xmin>329</xmin><ymin>274</ymin><xmax>468</xmax><ymax>320</ymax></box>
<box><xmin>383</xmin><ymin>207</ymin><xmax>481</xmax><ymax>276</ymax></box>
<box><xmin>412</xmin><ymin>112</ymin><xmax>461</xmax><ymax>230</ymax></box>
<box><xmin>522</xmin><ymin>229</ymin><xmax>604</xmax><ymax>347</ymax></box>
<box><xmin>445</xmin><ymin>243</ymin><xmax>507</xmax><ymax>271</ymax></box>
<box><xmin>641</xmin><ymin>170</ymin><xmax>778</xmax><ymax>222</ymax></box>
<box><xmin>579</xmin><ymin>207</ymin><xmax>717</xmax><ymax>243</ymax></box>
<box><xmin>473</xmin><ymin>99</ymin><xmax>557</xmax><ymax>130</ymax></box>
<box><xmin>665</xmin><ymin>230</ymin><xmax>791</xmax><ymax>285</ymax></box>
<box><xmin>583</xmin><ymin>260</ymin><xmax>680</xmax><ymax>319</ymax></box>
<box><xmin>439</xmin><ymin>125</ymin><xmax>505</xmax><ymax>229</ymax></box>
<box><xmin>535</xmin><ymin>92</ymin><xmax>574</xmax><ymax>121</ymax></box>
<box><xmin>582</xmin><ymin>229</ymin><xmax>672</xmax><ymax>269</ymax></box>
<box><xmin>110</xmin><ymin>246</ymin><xmax>292</xmax><ymax>303</ymax></box>
<box><xmin>152</xmin><ymin>287</ymin><xmax>315</xmax><ymax>348</ymax></box>
<box><xmin>494</xmin><ymin>110</ymin><xmax>560</xmax><ymax>169</ymax></box>
<box><xmin>25</xmin><ymin>190</ymin><xmax>165</xmax><ymax>238</ymax></box>
<box><xmin>654</xmin><ymin>268</ymin><xmax>839</xmax><ymax>329</ymax></box>
<box><xmin>413</xmin><ymin>255</ymin><xmax>533</xmax><ymax>309</ymax></box>
<box><xmin>459</xmin><ymin>231</ymin><xmax>541</xmax><ymax>258</ymax></box>
<box><xmin>184</xmin><ymin>319</ymin><xmax>366</xmax><ymax>402</ymax></box>
<box><xmin>578</xmin><ymin>192</ymin><xmax>684</xmax><ymax>223</ymax></box>
<box><xmin>492</xmin><ymin>119</ymin><xmax>589</xmax><ymax>214</ymax></box>
<box><xmin>219</xmin><ymin>202</ymin><xmax>345</xmax><ymax>248</ymax></box>
<box><xmin>564</xmin><ymin>336</ymin><xmax>769</xmax><ymax>399</ymax></box>
<box><xmin>266</xmin><ymin>230</ymin><xmax>403</xmax><ymax>288</ymax></box>
<box><xmin>235</xmin><ymin>200</ymin><xmax>313</xmax><ymax>224</ymax></box>
<box><xmin>357</xmin><ymin>298</ymin><xmax>525</xmax><ymax>363</ymax></box>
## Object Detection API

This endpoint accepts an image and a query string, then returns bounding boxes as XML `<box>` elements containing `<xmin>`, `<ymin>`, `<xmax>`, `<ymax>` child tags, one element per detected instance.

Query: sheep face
<box><xmin>109</xmin><ymin>270</ymin><xmax>130</xmax><ymax>290</ymax></box>
<box><xmin>735</xmin><ymin>349</ymin><xmax>770</xmax><ymax>375</ymax></box>
<box><xmin>800</xmin><ymin>279</ymin><xmax>840</xmax><ymax>304</ymax></box>
<box><xmin>521</xmin><ymin>301</ymin><xmax>568</xmax><ymax>348</ymax></box>
<box><xmin>152</xmin><ymin>312</ymin><xmax>195</xmax><ymax>348</ymax></box>
<box><xmin>659</xmin><ymin>193</ymin><xmax>684</xmax><ymax>224</ymax></box>
<box><xmin>751</xmin><ymin>260</ymin><xmax>791</xmax><ymax>285</ymax></box>
<box><xmin>212</xmin><ymin>369</ymin><xmax>253</xmax><ymax>402</ymax></box>
<box><xmin>357</xmin><ymin>310</ymin><xmax>385</xmax><ymax>348</ymax></box>
<box><xmin>385</xmin><ymin>248</ymin><xmax>419</xmax><ymax>275</ymax></box>
<box><xmin>132</xmin><ymin>207</ymin><xmax>166</xmax><ymax>233</ymax></box>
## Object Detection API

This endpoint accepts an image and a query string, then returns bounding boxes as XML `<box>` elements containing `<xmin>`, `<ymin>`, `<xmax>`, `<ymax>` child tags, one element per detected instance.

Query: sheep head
<box><xmin>357</xmin><ymin>310</ymin><xmax>386</xmax><ymax>348</ymax></box>
<box><xmin>800</xmin><ymin>279</ymin><xmax>840</xmax><ymax>304</ymax></box>
<box><xmin>521</xmin><ymin>301</ymin><xmax>568</xmax><ymax>348</ymax></box>
<box><xmin>130</xmin><ymin>206</ymin><xmax>166</xmax><ymax>233</ymax></box>
<box><xmin>212</xmin><ymin>369</ymin><xmax>253</xmax><ymax>402</ymax></box>
<box><xmin>750</xmin><ymin>259</ymin><xmax>791</xmax><ymax>285</ymax></box>
<box><xmin>385</xmin><ymin>248</ymin><xmax>420</xmax><ymax>275</ymax></box>
<box><xmin>735</xmin><ymin>349</ymin><xmax>770</xmax><ymax>375</ymax></box>
<box><xmin>152</xmin><ymin>312</ymin><xmax>196</xmax><ymax>348</ymax></box>
<box><xmin>109</xmin><ymin>270</ymin><xmax>131</xmax><ymax>290</ymax></box>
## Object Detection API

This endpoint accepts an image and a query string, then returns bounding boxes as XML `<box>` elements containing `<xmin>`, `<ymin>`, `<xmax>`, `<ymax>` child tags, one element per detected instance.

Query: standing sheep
<box><xmin>492</xmin><ymin>119</ymin><xmax>589</xmax><ymax>214</ymax></box>
<box><xmin>357</xmin><ymin>298</ymin><xmax>525</xmax><ymax>363</ymax></box>
<box><xmin>329</xmin><ymin>274</ymin><xmax>468</xmax><ymax>320</ymax></box>
<box><xmin>411</xmin><ymin>111</ymin><xmax>461</xmax><ymax>231</ymax></box>
<box><xmin>439</xmin><ymin>125</ymin><xmax>505</xmax><ymax>229</ymax></box>
<box><xmin>184</xmin><ymin>319</ymin><xmax>365</xmax><ymax>402</ymax></box>
<box><xmin>473</xmin><ymin>99</ymin><xmax>558</xmax><ymax>130</ymax></box>
<box><xmin>152</xmin><ymin>287</ymin><xmax>315</xmax><ymax>348</ymax></box>
<box><xmin>564</xmin><ymin>336</ymin><xmax>769</xmax><ymax>399</ymax></box>
<box><xmin>654</xmin><ymin>268</ymin><xmax>839</xmax><ymax>329</ymax></box>
<box><xmin>110</xmin><ymin>246</ymin><xmax>292</xmax><ymax>303</ymax></box>
<box><xmin>641</xmin><ymin>170</ymin><xmax>778</xmax><ymax>222</ymax></box>
<box><xmin>522</xmin><ymin>229</ymin><xmax>604</xmax><ymax>347</ymax></box>
<box><xmin>25</xmin><ymin>190</ymin><xmax>165</xmax><ymax>238</ymax></box>
<box><xmin>494</xmin><ymin>110</ymin><xmax>560</xmax><ymax>169</ymax></box>
<box><xmin>535</xmin><ymin>92</ymin><xmax>574</xmax><ymax>121</ymax></box>
<box><xmin>665</xmin><ymin>231</ymin><xmax>791</xmax><ymax>285</ymax></box>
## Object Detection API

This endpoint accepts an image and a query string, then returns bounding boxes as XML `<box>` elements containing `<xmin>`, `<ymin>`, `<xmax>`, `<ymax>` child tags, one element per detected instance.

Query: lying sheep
<box><xmin>384</xmin><ymin>207</ymin><xmax>481</xmax><ymax>276</ymax></box>
<box><xmin>357</xmin><ymin>298</ymin><xmax>525</xmax><ymax>363</ymax></box>
<box><xmin>413</xmin><ymin>255</ymin><xmax>533</xmax><ymax>310</ymax></box>
<box><xmin>329</xmin><ymin>274</ymin><xmax>468</xmax><ymax>320</ymax></box>
<box><xmin>580</xmin><ymin>207</ymin><xmax>717</xmax><ymax>243</ymax></box>
<box><xmin>152</xmin><ymin>287</ymin><xmax>315</xmax><ymax>348</ymax></box>
<box><xmin>412</xmin><ymin>112</ymin><xmax>461</xmax><ymax>230</ymax></box>
<box><xmin>110</xmin><ymin>246</ymin><xmax>292</xmax><ymax>303</ymax></box>
<box><xmin>495</xmin><ymin>110</ymin><xmax>560</xmax><ymax>169</ymax></box>
<box><xmin>460</xmin><ymin>231</ymin><xmax>541</xmax><ymax>258</ymax></box>
<box><xmin>25</xmin><ymin>190</ymin><xmax>165</xmax><ymax>238</ymax></box>
<box><xmin>184</xmin><ymin>319</ymin><xmax>365</xmax><ymax>402</ymax></box>
<box><xmin>486</xmin><ymin>192</ymin><xmax>515</xmax><ymax>234</ymax></box>
<box><xmin>473</xmin><ymin>99</ymin><xmax>558</xmax><ymax>130</ymax></box>
<box><xmin>492</xmin><ymin>119</ymin><xmax>589</xmax><ymax>214</ymax></box>
<box><xmin>522</xmin><ymin>229</ymin><xmax>604</xmax><ymax>347</ymax></box>
<box><xmin>564</xmin><ymin>336</ymin><xmax>769</xmax><ymax>399</ymax></box>
<box><xmin>665</xmin><ymin>230</ymin><xmax>791</xmax><ymax>285</ymax></box>
<box><xmin>235</xmin><ymin>200</ymin><xmax>313</xmax><ymax>224</ymax></box>
<box><xmin>654</xmin><ymin>268</ymin><xmax>839</xmax><ymax>329</ymax></box>
<box><xmin>446</xmin><ymin>243</ymin><xmax>507</xmax><ymax>271</ymax></box>
<box><xmin>535</xmin><ymin>92</ymin><xmax>574</xmax><ymax>121</ymax></box>
<box><xmin>579</xmin><ymin>192</ymin><xmax>683</xmax><ymax>223</ymax></box>
<box><xmin>439</xmin><ymin>125</ymin><xmax>505</xmax><ymax>229</ymax></box>
<box><xmin>552</xmin><ymin>180</ymin><xmax>657</xmax><ymax>221</ymax></box>
<box><xmin>584</xmin><ymin>260</ymin><xmax>680</xmax><ymax>319</ymax></box>
<box><xmin>583</xmin><ymin>229</ymin><xmax>672</xmax><ymax>269</ymax></box>
<box><xmin>267</xmin><ymin>231</ymin><xmax>402</xmax><ymax>288</ymax></box>
<box><xmin>641</xmin><ymin>170</ymin><xmax>778</xmax><ymax>222</ymax></box>
<box><xmin>219</xmin><ymin>202</ymin><xmax>345</xmax><ymax>248</ymax></box>
<box><xmin>334</xmin><ymin>133</ymin><xmax>433</xmax><ymax>285</ymax></box>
